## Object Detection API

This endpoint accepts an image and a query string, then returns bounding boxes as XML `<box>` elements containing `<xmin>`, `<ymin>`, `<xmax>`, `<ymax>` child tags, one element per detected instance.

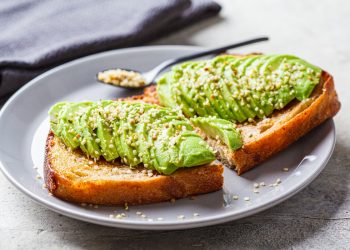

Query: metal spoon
<box><xmin>97</xmin><ymin>37</ymin><xmax>269</xmax><ymax>89</ymax></box>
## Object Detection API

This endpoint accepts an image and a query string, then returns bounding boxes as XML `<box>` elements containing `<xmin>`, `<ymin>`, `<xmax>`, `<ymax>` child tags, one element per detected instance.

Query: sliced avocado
<box><xmin>179</xmin><ymin>61</ymin><xmax>210</xmax><ymax>117</ymax></box>
<box><xmin>59</xmin><ymin>102</ymin><xmax>92</xmax><ymax>149</ymax></box>
<box><xmin>78</xmin><ymin>105</ymin><xmax>101</xmax><ymax>159</ymax></box>
<box><xmin>209</xmin><ymin>58</ymin><xmax>238</xmax><ymax>120</ymax></box>
<box><xmin>179</xmin><ymin>132</ymin><xmax>215</xmax><ymax>167</ymax></box>
<box><xmin>48</xmin><ymin>102</ymin><xmax>67</xmax><ymax>135</ymax></box>
<box><xmin>224</xmin><ymin>61</ymin><xmax>256</xmax><ymax>119</ymax></box>
<box><xmin>96</xmin><ymin>117</ymin><xmax>119</xmax><ymax>161</ymax></box>
<box><xmin>191</xmin><ymin>117</ymin><xmax>243</xmax><ymax>151</ymax></box>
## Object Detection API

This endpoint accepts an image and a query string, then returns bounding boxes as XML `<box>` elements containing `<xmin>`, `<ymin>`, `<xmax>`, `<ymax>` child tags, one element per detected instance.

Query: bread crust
<box><xmin>44</xmin><ymin>132</ymin><xmax>223</xmax><ymax>205</ymax></box>
<box><xmin>134</xmin><ymin>71</ymin><xmax>340</xmax><ymax>175</ymax></box>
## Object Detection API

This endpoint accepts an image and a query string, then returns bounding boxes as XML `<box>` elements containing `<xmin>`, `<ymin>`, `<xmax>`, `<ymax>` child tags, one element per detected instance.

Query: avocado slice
<box><xmin>80</xmin><ymin>105</ymin><xmax>102</xmax><ymax>159</ymax></box>
<box><xmin>191</xmin><ymin>117</ymin><xmax>243</xmax><ymax>151</ymax></box>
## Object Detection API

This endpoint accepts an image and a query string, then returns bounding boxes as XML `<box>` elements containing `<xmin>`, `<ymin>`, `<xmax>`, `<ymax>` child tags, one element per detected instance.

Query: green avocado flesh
<box><xmin>191</xmin><ymin>117</ymin><xmax>243</xmax><ymax>151</ymax></box>
<box><xmin>157</xmin><ymin>54</ymin><xmax>322</xmax><ymax>122</ymax></box>
<box><xmin>49</xmin><ymin>101</ymin><xmax>216</xmax><ymax>175</ymax></box>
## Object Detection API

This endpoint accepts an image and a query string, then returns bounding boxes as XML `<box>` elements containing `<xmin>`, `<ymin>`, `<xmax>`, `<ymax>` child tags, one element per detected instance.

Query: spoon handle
<box><xmin>153</xmin><ymin>36</ymin><xmax>269</xmax><ymax>75</ymax></box>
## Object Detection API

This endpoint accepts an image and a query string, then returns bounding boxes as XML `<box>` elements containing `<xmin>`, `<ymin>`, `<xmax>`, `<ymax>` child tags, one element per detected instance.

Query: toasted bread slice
<box><xmin>44</xmin><ymin>131</ymin><xmax>223</xmax><ymax>205</ymax></box>
<box><xmin>125</xmin><ymin>71</ymin><xmax>340</xmax><ymax>175</ymax></box>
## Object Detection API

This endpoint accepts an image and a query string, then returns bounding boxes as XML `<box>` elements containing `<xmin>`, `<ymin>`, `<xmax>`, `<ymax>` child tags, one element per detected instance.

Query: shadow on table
<box><xmin>27</xmin><ymin>140</ymin><xmax>349</xmax><ymax>249</ymax></box>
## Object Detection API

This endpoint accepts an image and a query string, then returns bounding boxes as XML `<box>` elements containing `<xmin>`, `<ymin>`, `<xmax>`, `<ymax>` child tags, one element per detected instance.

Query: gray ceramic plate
<box><xmin>0</xmin><ymin>46</ymin><xmax>335</xmax><ymax>230</ymax></box>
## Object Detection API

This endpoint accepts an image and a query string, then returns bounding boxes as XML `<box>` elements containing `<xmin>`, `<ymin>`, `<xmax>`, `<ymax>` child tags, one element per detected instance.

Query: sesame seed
<box><xmin>141</xmin><ymin>214</ymin><xmax>147</xmax><ymax>218</ymax></box>
<box><xmin>147</xmin><ymin>218</ymin><xmax>154</xmax><ymax>222</ymax></box>
<box><xmin>232</xmin><ymin>195</ymin><xmax>239</xmax><ymax>200</ymax></box>
<box><xmin>244</xmin><ymin>197</ymin><xmax>250</xmax><ymax>201</ymax></box>
<box><xmin>260</xmin><ymin>182</ymin><xmax>266</xmax><ymax>186</ymax></box>
<box><xmin>36</xmin><ymin>175</ymin><xmax>42</xmax><ymax>179</ymax></box>
<box><xmin>253</xmin><ymin>183</ymin><xmax>259</xmax><ymax>188</ymax></box>
<box><xmin>276</xmin><ymin>178</ymin><xmax>282</xmax><ymax>184</ymax></box>
<box><xmin>253</xmin><ymin>189</ymin><xmax>259</xmax><ymax>194</ymax></box>
<box><xmin>193</xmin><ymin>213</ymin><xmax>199</xmax><ymax>217</ymax></box>
<box><xmin>136</xmin><ymin>211</ymin><xmax>142</xmax><ymax>216</ymax></box>
<box><xmin>283</xmin><ymin>167</ymin><xmax>289</xmax><ymax>172</ymax></box>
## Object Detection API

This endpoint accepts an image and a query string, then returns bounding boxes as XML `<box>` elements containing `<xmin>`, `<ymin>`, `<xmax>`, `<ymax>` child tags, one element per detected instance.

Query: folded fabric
<box><xmin>0</xmin><ymin>0</ymin><xmax>221</xmax><ymax>97</ymax></box>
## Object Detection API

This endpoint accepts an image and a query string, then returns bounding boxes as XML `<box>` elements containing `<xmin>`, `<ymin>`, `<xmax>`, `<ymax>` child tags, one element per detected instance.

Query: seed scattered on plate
<box><xmin>283</xmin><ymin>167</ymin><xmax>289</xmax><ymax>172</ymax></box>
<box><xmin>193</xmin><ymin>213</ymin><xmax>199</xmax><ymax>217</ymax></box>
<box><xmin>260</xmin><ymin>182</ymin><xmax>266</xmax><ymax>186</ymax></box>
<box><xmin>147</xmin><ymin>218</ymin><xmax>154</xmax><ymax>222</ymax></box>
<box><xmin>244</xmin><ymin>197</ymin><xmax>250</xmax><ymax>201</ymax></box>
<box><xmin>232</xmin><ymin>195</ymin><xmax>239</xmax><ymax>200</ymax></box>
<box><xmin>136</xmin><ymin>211</ymin><xmax>142</xmax><ymax>216</ymax></box>
<box><xmin>253</xmin><ymin>189</ymin><xmax>259</xmax><ymax>194</ymax></box>
<box><xmin>36</xmin><ymin>175</ymin><xmax>42</xmax><ymax>179</ymax></box>
<box><xmin>157</xmin><ymin>217</ymin><xmax>163</xmax><ymax>221</ymax></box>
<box><xmin>177</xmin><ymin>215</ymin><xmax>185</xmax><ymax>220</ymax></box>
<box><xmin>253</xmin><ymin>183</ymin><xmax>259</xmax><ymax>188</ymax></box>
<box><xmin>276</xmin><ymin>178</ymin><xmax>282</xmax><ymax>184</ymax></box>
<box><xmin>141</xmin><ymin>214</ymin><xmax>147</xmax><ymax>218</ymax></box>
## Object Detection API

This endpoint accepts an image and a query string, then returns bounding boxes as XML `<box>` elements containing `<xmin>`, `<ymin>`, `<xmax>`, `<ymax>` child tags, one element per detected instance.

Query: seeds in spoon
<box><xmin>98</xmin><ymin>69</ymin><xmax>146</xmax><ymax>87</ymax></box>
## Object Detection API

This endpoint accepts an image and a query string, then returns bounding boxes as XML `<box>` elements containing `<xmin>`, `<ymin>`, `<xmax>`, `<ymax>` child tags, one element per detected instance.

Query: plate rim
<box><xmin>0</xmin><ymin>45</ymin><xmax>336</xmax><ymax>230</ymax></box>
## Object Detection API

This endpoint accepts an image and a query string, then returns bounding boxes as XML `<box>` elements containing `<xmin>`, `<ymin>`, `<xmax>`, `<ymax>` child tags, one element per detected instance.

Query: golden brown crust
<box><xmin>44</xmin><ymin>132</ymin><xmax>223</xmax><ymax>205</ymax></box>
<box><xmin>138</xmin><ymin>71</ymin><xmax>340</xmax><ymax>175</ymax></box>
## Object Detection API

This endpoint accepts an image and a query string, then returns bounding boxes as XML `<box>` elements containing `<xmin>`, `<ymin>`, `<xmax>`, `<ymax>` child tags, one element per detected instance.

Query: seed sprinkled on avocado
<box><xmin>49</xmin><ymin>101</ymin><xmax>216</xmax><ymax>175</ymax></box>
<box><xmin>157</xmin><ymin>54</ymin><xmax>322</xmax><ymax>123</ymax></box>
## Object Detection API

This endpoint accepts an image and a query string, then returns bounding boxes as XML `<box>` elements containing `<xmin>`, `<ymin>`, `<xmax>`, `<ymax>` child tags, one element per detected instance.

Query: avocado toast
<box><xmin>45</xmin><ymin>101</ymin><xmax>224</xmax><ymax>205</ymax></box>
<box><xmin>45</xmin><ymin>53</ymin><xmax>340</xmax><ymax>205</ymax></box>
<box><xmin>126</xmin><ymin>54</ymin><xmax>340</xmax><ymax>174</ymax></box>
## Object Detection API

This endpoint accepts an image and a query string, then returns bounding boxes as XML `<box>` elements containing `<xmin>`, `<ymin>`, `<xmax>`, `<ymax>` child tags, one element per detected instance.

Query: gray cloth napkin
<box><xmin>0</xmin><ymin>0</ymin><xmax>221</xmax><ymax>97</ymax></box>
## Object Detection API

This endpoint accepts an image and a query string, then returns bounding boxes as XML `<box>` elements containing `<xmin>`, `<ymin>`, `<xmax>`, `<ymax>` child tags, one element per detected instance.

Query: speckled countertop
<box><xmin>1</xmin><ymin>0</ymin><xmax>349</xmax><ymax>249</ymax></box>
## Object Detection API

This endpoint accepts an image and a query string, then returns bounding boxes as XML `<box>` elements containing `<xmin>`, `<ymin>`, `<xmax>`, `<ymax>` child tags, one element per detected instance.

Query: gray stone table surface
<box><xmin>1</xmin><ymin>0</ymin><xmax>349</xmax><ymax>249</ymax></box>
